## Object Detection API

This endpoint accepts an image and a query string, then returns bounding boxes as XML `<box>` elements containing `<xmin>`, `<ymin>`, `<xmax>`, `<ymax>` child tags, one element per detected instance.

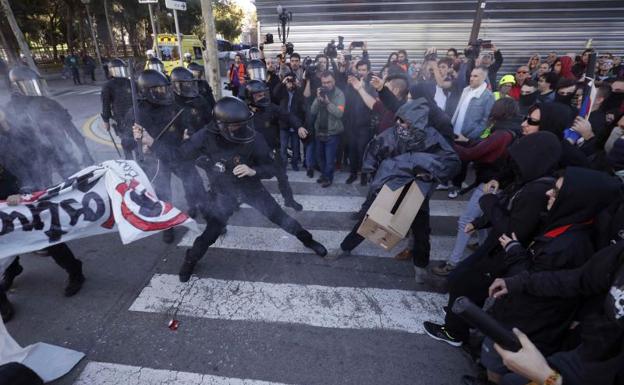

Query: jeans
<box><xmin>305</xmin><ymin>140</ymin><xmax>316</xmax><ymax>170</ymax></box>
<box><xmin>448</xmin><ymin>184</ymin><xmax>488</xmax><ymax>265</ymax></box>
<box><xmin>280</xmin><ymin>129</ymin><xmax>301</xmax><ymax>169</ymax></box>
<box><xmin>315</xmin><ymin>135</ymin><xmax>340</xmax><ymax>181</ymax></box>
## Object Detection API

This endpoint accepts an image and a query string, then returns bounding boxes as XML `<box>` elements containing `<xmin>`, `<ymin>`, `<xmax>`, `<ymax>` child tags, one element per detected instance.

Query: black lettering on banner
<box><xmin>27</xmin><ymin>201</ymin><xmax>66</xmax><ymax>242</ymax></box>
<box><xmin>60</xmin><ymin>192</ymin><xmax>106</xmax><ymax>226</ymax></box>
<box><xmin>0</xmin><ymin>210</ymin><xmax>35</xmax><ymax>235</ymax></box>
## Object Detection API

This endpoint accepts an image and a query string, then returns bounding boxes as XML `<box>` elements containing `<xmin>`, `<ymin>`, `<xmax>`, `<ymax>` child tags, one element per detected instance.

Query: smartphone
<box><xmin>351</xmin><ymin>41</ymin><xmax>364</xmax><ymax>48</ymax></box>
<box><xmin>452</xmin><ymin>297</ymin><xmax>521</xmax><ymax>352</ymax></box>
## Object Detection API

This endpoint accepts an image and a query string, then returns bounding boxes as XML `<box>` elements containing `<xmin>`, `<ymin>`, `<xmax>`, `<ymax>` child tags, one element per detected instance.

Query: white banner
<box><xmin>0</xmin><ymin>160</ymin><xmax>197</xmax><ymax>261</ymax></box>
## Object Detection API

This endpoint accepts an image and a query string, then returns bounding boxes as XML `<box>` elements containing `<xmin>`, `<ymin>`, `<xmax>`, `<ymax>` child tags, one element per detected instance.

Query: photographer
<box><xmin>273</xmin><ymin>74</ymin><xmax>307</xmax><ymax>172</ymax></box>
<box><xmin>345</xmin><ymin>60</ymin><xmax>377</xmax><ymax>185</ymax></box>
<box><xmin>423</xmin><ymin>48</ymin><xmax>470</xmax><ymax>118</ymax></box>
<box><xmin>310</xmin><ymin>71</ymin><xmax>345</xmax><ymax>187</ymax></box>
<box><xmin>278</xmin><ymin>52</ymin><xmax>303</xmax><ymax>80</ymax></box>
<box><xmin>303</xmin><ymin>54</ymin><xmax>330</xmax><ymax>99</ymax></box>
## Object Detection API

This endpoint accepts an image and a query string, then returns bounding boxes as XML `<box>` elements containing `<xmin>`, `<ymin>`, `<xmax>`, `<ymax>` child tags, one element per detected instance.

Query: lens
<box><xmin>110</xmin><ymin>67</ymin><xmax>128</xmax><ymax>78</ymax></box>
<box><xmin>173</xmin><ymin>81</ymin><xmax>199</xmax><ymax>98</ymax></box>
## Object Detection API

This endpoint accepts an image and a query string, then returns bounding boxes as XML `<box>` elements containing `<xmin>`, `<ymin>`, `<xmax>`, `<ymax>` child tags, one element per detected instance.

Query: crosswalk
<box><xmin>52</xmin><ymin>87</ymin><xmax>101</xmax><ymax>98</ymax></box>
<box><xmin>69</xmin><ymin>170</ymin><xmax>468</xmax><ymax>384</ymax></box>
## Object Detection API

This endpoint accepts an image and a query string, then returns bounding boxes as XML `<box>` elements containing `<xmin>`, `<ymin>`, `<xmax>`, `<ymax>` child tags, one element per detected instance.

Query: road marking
<box><xmin>130</xmin><ymin>274</ymin><xmax>447</xmax><ymax>334</ymax></box>
<box><xmin>73</xmin><ymin>361</ymin><xmax>292</xmax><ymax>385</ymax></box>
<box><xmin>259</xmin><ymin>193</ymin><xmax>465</xmax><ymax>216</ymax></box>
<box><xmin>178</xmin><ymin>225</ymin><xmax>453</xmax><ymax>260</ymax></box>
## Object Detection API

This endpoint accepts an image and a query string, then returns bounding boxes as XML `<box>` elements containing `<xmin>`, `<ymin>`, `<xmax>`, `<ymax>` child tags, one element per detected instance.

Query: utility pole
<box><xmin>468</xmin><ymin>0</ymin><xmax>487</xmax><ymax>45</ymax></box>
<box><xmin>200</xmin><ymin>0</ymin><xmax>222</xmax><ymax>99</ymax></box>
<box><xmin>0</xmin><ymin>21</ymin><xmax>17</xmax><ymax>64</ymax></box>
<box><xmin>172</xmin><ymin>9</ymin><xmax>183</xmax><ymax>66</ymax></box>
<box><xmin>0</xmin><ymin>0</ymin><xmax>38</xmax><ymax>72</ymax></box>
<box><xmin>81</xmin><ymin>0</ymin><xmax>103</xmax><ymax>67</ymax></box>
<box><xmin>103</xmin><ymin>0</ymin><xmax>117</xmax><ymax>55</ymax></box>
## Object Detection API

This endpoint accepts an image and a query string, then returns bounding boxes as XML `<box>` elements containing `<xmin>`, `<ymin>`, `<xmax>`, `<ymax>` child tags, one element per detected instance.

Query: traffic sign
<box><xmin>138</xmin><ymin>0</ymin><xmax>159</xmax><ymax>3</ymax></box>
<box><xmin>165</xmin><ymin>0</ymin><xmax>186</xmax><ymax>11</ymax></box>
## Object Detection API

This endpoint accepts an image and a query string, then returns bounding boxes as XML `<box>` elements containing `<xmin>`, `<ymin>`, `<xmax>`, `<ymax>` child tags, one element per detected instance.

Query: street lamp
<box><xmin>80</xmin><ymin>0</ymin><xmax>103</xmax><ymax>67</ymax></box>
<box><xmin>276</xmin><ymin>4</ymin><xmax>292</xmax><ymax>46</ymax></box>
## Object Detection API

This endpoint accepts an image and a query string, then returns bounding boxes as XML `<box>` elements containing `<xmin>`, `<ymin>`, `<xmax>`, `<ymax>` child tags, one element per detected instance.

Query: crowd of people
<box><xmin>1</xmin><ymin>38</ymin><xmax>624</xmax><ymax>385</ymax></box>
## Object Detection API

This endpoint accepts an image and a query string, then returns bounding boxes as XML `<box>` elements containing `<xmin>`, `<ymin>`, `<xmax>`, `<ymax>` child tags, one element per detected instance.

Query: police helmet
<box><xmin>248</xmin><ymin>47</ymin><xmax>261</xmax><ymax>60</ymax></box>
<box><xmin>137</xmin><ymin>69</ymin><xmax>173</xmax><ymax>106</ymax></box>
<box><xmin>245</xmin><ymin>80</ymin><xmax>270</xmax><ymax>108</ymax></box>
<box><xmin>187</xmin><ymin>62</ymin><xmax>204</xmax><ymax>80</ymax></box>
<box><xmin>170</xmin><ymin>66</ymin><xmax>199</xmax><ymax>98</ymax></box>
<box><xmin>147</xmin><ymin>57</ymin><xmax>165</xmax><ymax>73</ymax></box>
<box><xmin>246</xmin><ymin>59</ymin><xmax>267</xmax><ymax>82</ymax></box>
<box><xmin>108</xmin><ymin>58</ymin><xmax>128</xmax><ymax>78</ymax></box>
<box><xmin>209</xmin><ymin>96</ymin><xmax>255</xmax><ymax>144</ymax></box>
<box><xmin>9</xmin><ymin>66</ymin><xmax>44</xmax><ymax>96</ymax></box>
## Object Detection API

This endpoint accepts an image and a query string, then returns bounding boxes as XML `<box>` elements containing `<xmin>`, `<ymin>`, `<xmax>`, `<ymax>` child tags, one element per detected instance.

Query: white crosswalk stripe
<box><xmin>74</xmin><ymin>362</ymin><xmax>292</xmax><ymax>385</ymax></box>
<box><xmin>130</xmin><ymin>274</ymin><xmax>447</xmax><ymax>334</ymax></box>
<box><xmin>178</xmin><ymin>225</ymin><xmax>454</xmax><ymax>260</ymax></box>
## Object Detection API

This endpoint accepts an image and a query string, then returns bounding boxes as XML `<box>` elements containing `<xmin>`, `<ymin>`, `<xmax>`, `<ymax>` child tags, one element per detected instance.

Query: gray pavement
<box><xmin>1</xmin><ymin>80</ymin><xmax>477</xmax><ymax>384</ymax></box>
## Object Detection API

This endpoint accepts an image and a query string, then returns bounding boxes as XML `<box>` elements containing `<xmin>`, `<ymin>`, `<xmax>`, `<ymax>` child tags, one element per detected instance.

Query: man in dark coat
<box><xmin>101</xmin><ymin>58</ymin><xmax>135</xmax><ymax>159</ymax></box>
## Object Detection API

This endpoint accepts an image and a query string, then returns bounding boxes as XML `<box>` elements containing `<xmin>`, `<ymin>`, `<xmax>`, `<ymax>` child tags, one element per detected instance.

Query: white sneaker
<box><xmin>448</xmin><ymin>188</ymin><xmax>459</xmax><ymax>199</ymax></box>
<box><xmin>436</xmin><ymin>183</ymin><xmax>450</xmax><ymax>191</ymax></box>
<box><xmin>414</xmin><ymin>266</ymin><xmax>427</xmax><ymax>284</ymax></box>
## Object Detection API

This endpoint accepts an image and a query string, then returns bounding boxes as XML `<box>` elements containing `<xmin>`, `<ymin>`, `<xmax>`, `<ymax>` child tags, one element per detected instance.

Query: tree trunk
<box><xmin>103</xmin><ymin>0</ymin><xmax>116</xmax><ymax>56</ymax></box>
<box><xmin>200</xmin><ymin>0</ymin><xmax>222</xmax><ymax>99</ymax></box>
<box><xmin>0</xmin><ymin>0</ymin><xmax>38</xmax><ymax>72</ymax></box>
<box><xmin>0</xmin><ymin>19</ymin><xmax>17</xmax><ymax>64</ymax></box>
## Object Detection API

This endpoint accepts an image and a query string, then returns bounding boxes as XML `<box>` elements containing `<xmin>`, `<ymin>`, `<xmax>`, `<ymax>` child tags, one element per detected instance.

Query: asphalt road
<box><xmin>1</xmin><ymin>78</ymin><xmax>476</xmax><ymax>385</ymax></box>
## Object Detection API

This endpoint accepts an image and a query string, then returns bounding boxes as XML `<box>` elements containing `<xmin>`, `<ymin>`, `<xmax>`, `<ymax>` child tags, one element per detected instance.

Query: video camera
<box><xmin>464</xmin><ymin>39</ymin><xmax>492</xmax><ymax>60</ymax></box>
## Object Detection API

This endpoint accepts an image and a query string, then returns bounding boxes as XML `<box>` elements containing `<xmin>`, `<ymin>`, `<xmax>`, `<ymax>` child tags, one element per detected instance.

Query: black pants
<box><xmin>114</xmin><ymin>121</ymin><xmax>136</xmax><ymax>160</ymax></box>
<box><xmin>347</xmin><ymin>125</ymin><xmax>372</xmax><ymax>175</ymax></box>
<box><xmin>0</xmin><ymin>363</ymin><xmax>43</xmax><ymax>385</ymax></box>
<box><xmin>340</xmin><ymin>194</ymin><xmax>431</xmax><ymax>268</ymax></box>
<box><xmin>71</xmin><ymin>67</ymin><xmax>81</xmax><ymax>85</ymax></box>
<box><xmin>187</xmin><ymin>185</ymin><xmax>305</xmax><ymax>263</ymax></box>
<box><xmin>273</xmin><ymin>151</ymin><xmax>296</xmax><ymax>202</ymax></box>
<box><xmin>152</xmin><ymin>159</ymin><xmax>207</xmax><ymax>209</ymax></box>
<box><xmin>452</xmin><ymin>160</ymin><xmax>469</xmax><ymax>189</ymax></box>
<box><xmin>4</xmin><ymin>243</ymin><xmax>82</xmax><ymax>279</ymax></box>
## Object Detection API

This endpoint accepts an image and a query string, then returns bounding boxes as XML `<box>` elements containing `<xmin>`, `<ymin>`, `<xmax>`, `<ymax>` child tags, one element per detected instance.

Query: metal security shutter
<box><xmin>256</xmin><ymin>0</ymin><xmax>624</xmax><ymax>78</ymax></box>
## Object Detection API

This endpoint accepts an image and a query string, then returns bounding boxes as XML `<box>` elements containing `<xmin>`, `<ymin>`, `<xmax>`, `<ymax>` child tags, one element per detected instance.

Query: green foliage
<box><xmin>213</xmin><ymin>0</ymin><xmax>243</xmax><ymax>42</ymax></box>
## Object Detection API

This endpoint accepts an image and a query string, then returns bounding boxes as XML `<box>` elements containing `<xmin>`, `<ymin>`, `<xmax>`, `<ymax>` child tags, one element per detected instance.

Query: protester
<box><xmin>537</xmin><ymin>72</ymin><xmax>558</xmax><ymax>104</ymax></box>
<box><xmin>227</xmin><ymin>53</ymin><xmax>246</xmax><ymax>97</ymax></box>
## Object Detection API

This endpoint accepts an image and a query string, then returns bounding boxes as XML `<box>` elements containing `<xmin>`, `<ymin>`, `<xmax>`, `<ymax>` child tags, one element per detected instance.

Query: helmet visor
<box><xmin>217</xmin><ymin>118</ymin><xmax>256</xmax><ymax>144</ymax></box>
<box><xmin>190</xmin><ymin>69</ymin><xmax>204</xmax><ymax>79</ymax></box>
<box><xmin>15</xmin><ymin>79</ymin><xmax>44</xmax><ymax>96</ymax></box>
<box><xmin>109</xmin><ymin>66</ymin><xmax>128</xmax><ymax>78</ymax></box>
<box><xmin>147</xmin><ymin>85</ymin><xmax>174</xmax><ymax>105</ymax></box>
<box><xmin>251</xmin><ymin>90</ymin><xmax>271</xmax><ymax>107</ymax></box>
<box><xmin>250</xmin><ymin>51</ymin><xmax>261</xmax><ymax>60</ymax></box>
<box><xmin>173</xmin><ymin>80</ymin><xmax>199</xmax><ymax>98</ymax></box>
<box><xmin>147</xmin><ymin>62</ymin><xmax>165</xmax><ymax>73</ymax></box>
<box><xmin>247</xmin><ymin>66</ymin><xmax>267</xmax><ymax>81</ymax></box>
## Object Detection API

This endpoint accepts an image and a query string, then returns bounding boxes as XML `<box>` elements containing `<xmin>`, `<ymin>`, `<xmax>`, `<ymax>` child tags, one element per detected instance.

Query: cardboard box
<box><xmin>357</xmin><ymin>181</ymin><xmax>427</xmax><ymax>251</ymax></box>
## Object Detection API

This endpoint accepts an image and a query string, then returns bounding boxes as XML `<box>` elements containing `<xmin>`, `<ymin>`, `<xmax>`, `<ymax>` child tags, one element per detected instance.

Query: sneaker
<box><xmin>448</xmin><ymin>188</ymin><xmax>459</xmax><ymax>199</ymax></box>
<box><xmin>345</xmin><ymin>173</ymin><xmax>357</xmax><ymax>184</ymax></box>
<box><xmin>432</xmin><ymin>262</ymin><xmax>456</xmax><ymax>277</ymax></box>
<box><xmin>325</xmin><ymin>249</ymin><xmax>350</xmax><ymax>261</ymax></box>
<box><xmin>436</xmin><ymin>183</ymin><xmax>450</xmax><ymax>191</ymax></box>
<box><xmin>316</xmin><ymin>176</ymin><xmax>326</xmax><ymax>184</ymax></box>
<box><xmin>414</xmin><ymin>266</ymin><xmax>427</xmax><ymax>284</ymax></box>
<box><xmin>423</xmin><ymin>321</ymin><xmax>463</xmax><ymax>347</ymax></box>
<box><xmin>321</xmin><ymin>180</ymin><xmax>332</xmax><ymax>188</ymax></box>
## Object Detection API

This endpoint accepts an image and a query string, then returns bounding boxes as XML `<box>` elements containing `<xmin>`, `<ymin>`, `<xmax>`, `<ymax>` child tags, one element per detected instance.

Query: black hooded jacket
<box><xmin>538</xmin><ymin>102</ymin><xmax>590</xmax><ymax>168</ymax></box>
<box><xmin>494</xmin><ymin>167</ymin><xmax>622</xmax><ymax>355</ymax></box>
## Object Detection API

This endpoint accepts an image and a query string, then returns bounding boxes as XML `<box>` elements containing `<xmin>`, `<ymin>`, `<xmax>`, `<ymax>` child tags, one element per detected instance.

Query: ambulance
<box><xmin>155</xmin><ymin>33</ymin><xmax>204</xmax><ymax>74</ymax></box>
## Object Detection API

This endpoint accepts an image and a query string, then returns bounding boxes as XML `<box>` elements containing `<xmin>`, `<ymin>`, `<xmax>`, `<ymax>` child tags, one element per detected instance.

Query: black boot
<box><xmin>179</xmin><ymin>251</ymin><xmax>197</xmax><ymax>283</ymax></box>
<box><xmin>296</xmin><ymin>230</ymin><xmax>328</xmax><ymax>257</ymax></box>
<box><xmin>0</xmin><ymin>258</ymin><xmax>23</xmax><ymax>291</ymax></box>
<box><xmin>360</xmin><ymin>173</ymin><xmax>368</xmax><ymax>186</ymax></box>
<box><xmin>162</xmin><ymin>228</ymin><xmax>175</xmax><ymax>244</ymax></box>
<box><xmin>345</xmin><ymin>173</ymin><xmax>357</xmax><ymax>184</ymax></box>
<box><xmin>306</xmin><ymin>168</ymin><xmax>314</xmax><ymax>178</ymax></box>
<box><xmin>284</xmin><ymin>198</ymin><xmax>303</xmax><ymax>211</ymax></box>
<box><xmin>64</xmin><ymin>260</ymin><xmax>85</xmax><ymax>297</ymax></box>
<box><xmin>0</xmin><ymin>290</ymin><xmax>14</xmax><ymax>322</ymax></box>
<box><xmin>187</xmin><ymin>206</ymin><xmax>198</xmax><ymax>219</ymax></box>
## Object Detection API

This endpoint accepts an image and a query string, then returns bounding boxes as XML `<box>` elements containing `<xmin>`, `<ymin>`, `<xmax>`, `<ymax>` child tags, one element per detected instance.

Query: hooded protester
<box><xmin>424</xmin><ymin>132</ymin><xmax>562</xmax><ymax>349</ymax></box>
<box><xmin>553</xmin><ymin>56</ymin><xmax>576</xmax><ymax>81</ymax></box>
<box><xmin>490</xmin><ymin>241</ymin><xmax>624</xmax><ymax>385</ymax></box>
<box><xmin>518</xmin><ymin>79</ymin><xmax>539</xmax><ymax>116</ymax></box>
<box><xmin>480</xmin><ymin>167</ymin><xmax>622</xmax><ymax>383</ymax></box>
<box><xmin>432</xmin><ymin>98</ymin><xmax>521</xmax><ymax>276</ymax></box>
<box><xmin>331</xmin><ymin>98</ymin><xmax>460</xmax><ymax>283</ymax></box>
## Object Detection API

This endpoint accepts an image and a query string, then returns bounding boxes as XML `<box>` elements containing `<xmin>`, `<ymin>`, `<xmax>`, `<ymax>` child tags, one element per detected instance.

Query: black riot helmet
<box><xmin>245</xmin><ymin>80</ymin><xmax>271</xmax><ymax>108</ymax></box>
<box><xmin>146</xmin><ymin>57</ymin><xmax>165</xmax><ymax>73</ymax></box>
<box><xmin>187</xmin><ymin>62</ymin><xmax>204</xmax><ymax>80</ymax></box>
<box><xmin>108</xmin><ymin>58</ymin><xmax>128</xmax><ymax>78</ymax></box>
<box><xmin>209</xmin><ymin>96</ymin><xmax>255</xmax><ymax>144</ymax></box>
<box><xmin>9</xmin><ymin>66</ymin><xmax>44</xmax><ymax>96</ymax></box>
<box><xmin>170</xmin><ymin>66</ymin><xmax>199</xmax><ymax>98</ymax></box>
<box><xmin>248</xmin><ymin>47</ymin><xmax>261</xmax><ymax>60</ymax></box>
<box><xmin>137</xmin><ymin>69</ymin><xmax>174</xmax><ymax>106</ymax></box>
<box><xmin>246</xmin><ymin>59</ymin><xmax>267</xmax><ymax>82</ymax></box>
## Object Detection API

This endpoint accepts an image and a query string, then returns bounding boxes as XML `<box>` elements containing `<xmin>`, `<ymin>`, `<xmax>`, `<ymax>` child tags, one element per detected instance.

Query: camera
<box><xmin>318</xmin><ymin>87</ymin><xmax>330</xmax><ymax>98</ymax></box>
<box><xmin>337</xmin><ymin>36</ymin><xmax>345</xmax><ymax>51</ymax></box>
<box><xmin>324</xmin><ymin>40</ymin><xmax>338</xmax><ymax>59</ymax></box>
<box><xmin>224</xmin><ymin>82</ymin><xmax>234</xmax><ymax>91</ymax></box>
<box><xmin>285</xmin><ymin>42</ymin><xmax>294</xmax><ymax>55</ymax></box>
<box><xmin>424</xmin><ymin>50</ymin><xmax>438</xmax><ymax>62</ymax></box>
<box><xmin>464</xmin><ymin>39</ymin><xmax>492</xmax><ymax>60</ymax></box>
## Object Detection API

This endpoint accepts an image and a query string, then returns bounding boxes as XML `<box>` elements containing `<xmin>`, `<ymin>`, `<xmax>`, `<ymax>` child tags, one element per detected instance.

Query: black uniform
<box><xmin>6</xmin><ymin>94</ymin><xmax>94</xmax><ymax>177</ymax></box>
<box><xmin>177</xmin><ymin>97</ymin><xmax>327</xmax><ymax>282</ymax></box>
<box><xmin>198</xmin><ymin>80</ymin><xmax>216</xmax><ymax>108</ymax></box>
<box><xmin>101</xmin><ymin>77</ymin><xmax>136</xmax><ymax>159</ymax></box>
<box><xmin>174</xmin><ymin>92</ymin><xmax>214</xmax><ymax>136</ymax></box>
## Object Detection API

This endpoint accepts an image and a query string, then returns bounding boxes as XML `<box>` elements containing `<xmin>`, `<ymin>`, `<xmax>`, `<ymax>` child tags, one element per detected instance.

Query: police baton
<box><xmin>107</xmin><ymin>123</ymin><xmax>122</xmax><ymax>157</ymax></box>
<box><xmin>127</xmin><ymin>58</ymin><xmax>144</xmax><ymax>162</ymax></box>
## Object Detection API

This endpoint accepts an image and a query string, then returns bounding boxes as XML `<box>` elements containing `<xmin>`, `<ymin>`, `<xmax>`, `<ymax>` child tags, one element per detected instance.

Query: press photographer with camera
<box><xmin>423</xmin><ymin>48</ymin><xmax>470</xmax><ymax>118</ymax></box>
<box><xmin>310</xmin><ymin>71</ymin><xmax>345</xmax><ymax>188</ymax></box>
<box><xmin>278</xmin><ymin>52</ymin><xmax>303</xmax><ymax>80</ymax></box>
<box><xmin>273</xmin><ymin>74</ymin><xmax>307</xmax><ymax>172</ymax></box>
<box><xmin>303</xmin><ymin>54</ymin><xmax>330</xmax><ymax>99</ymax></box>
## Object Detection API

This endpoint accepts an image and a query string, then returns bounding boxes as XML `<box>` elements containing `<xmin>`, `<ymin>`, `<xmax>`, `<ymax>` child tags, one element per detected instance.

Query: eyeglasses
<box><xmin>523</xmin><ymin>115</ymin><xmax>540</xmax><ymax>126</ymax></box>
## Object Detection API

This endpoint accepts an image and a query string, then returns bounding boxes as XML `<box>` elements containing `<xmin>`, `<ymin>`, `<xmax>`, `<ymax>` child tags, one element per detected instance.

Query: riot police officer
<box><xmin>170</xmin><ymin>66</ymin><xmax>213</xmax><ymax>136</ymax></box>
<box><xmin>101</xmin><ymin>58</ymin><xmax>135</xmax><ymax>159</ymax></box>
<box><xmin>6</xmin><ymin>66</ymin><xmax>94</xmax><ymax>180</ymax></box>
<box><xmin>146</xmin><ymin>57</ymin><xmax>165</xmax><ymax>74</ymax></box>
<box><xmin>130</xmin><ymin>69</ymin><xmax>207</xmax><ymax>242</ymax></box>
<box><xmin>245</xmin><ymin>78</ymin><xmax>303</xmax><ymax>211</ymax></box>
<box><xmin>134</xmin><ymin>97</ymin><xmax>328</xmax><ymax>282</ymax></box>
<box><xmin>187</xmin><ymin>62</ymin><xmax>216</xmax><ymax>107</ymax></box>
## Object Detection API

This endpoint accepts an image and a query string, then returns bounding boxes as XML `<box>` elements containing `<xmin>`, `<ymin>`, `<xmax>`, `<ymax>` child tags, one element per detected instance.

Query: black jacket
<box><xmin>272</xmin><ymin>82</ymin><xmax>305</xmax><ymax>131</ymax></box>
<box><xmin>101</xmin><ymin>77</ymin><xmax>133</xmax><ymax>125</ymax></box>
<box><xmin>174</xmin><ymin>94</ymin><xmax>213</xmax><ymax>136</ymax></box>
<box><xmin>344</xmin><ymin>80</ymin><xmax>376</xmax><ymax>132</ymax></box>
<box><xmin>494</xmin><ymin>167</ymin><xmax>622</xmax><ymax>355</ymax></box>
<box><xmin>504</xmin><ymin>241</ymin><xmax>624</xmax><ymax>385</ymax></box>
<box><xmin>251</xmin><ymin>103</ymin><xmax>282</xmax><ymax>150</ymax></box>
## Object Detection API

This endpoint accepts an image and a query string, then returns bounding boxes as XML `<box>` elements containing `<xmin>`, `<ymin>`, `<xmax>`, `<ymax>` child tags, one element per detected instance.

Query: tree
<box><xmin>213</xmin><ymin>0</ymin><xmax>243</xmax><ymax>42</ymax></box>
